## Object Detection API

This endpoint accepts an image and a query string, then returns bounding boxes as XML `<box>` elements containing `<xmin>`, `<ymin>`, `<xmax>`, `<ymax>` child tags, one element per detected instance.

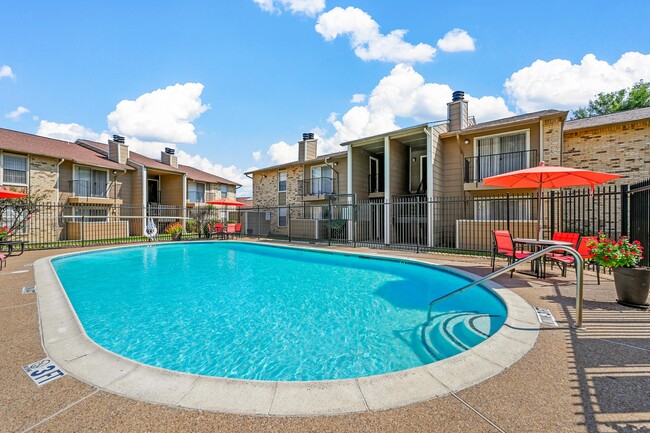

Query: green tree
<box><xmin>571</xmin><ymin>80</ymin><xmax>650</xmax><ymax>119</ymax></box>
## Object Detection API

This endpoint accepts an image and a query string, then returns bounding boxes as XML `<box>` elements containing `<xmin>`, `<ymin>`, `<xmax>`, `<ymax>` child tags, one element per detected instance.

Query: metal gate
<box><xmin>629</xmin><ymin>178</ymin><xmax>650</xmax><ymax>266</ymax></box>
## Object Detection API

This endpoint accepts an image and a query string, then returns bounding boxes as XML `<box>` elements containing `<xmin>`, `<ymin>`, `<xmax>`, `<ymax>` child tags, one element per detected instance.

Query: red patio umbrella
<box><xmin>205</xmin><ymin>198</ymin><xmax>245</xmax><ymax>207</ymax></box>
<box><xmin>482</xmin><ymin>161</ymin><xmax>622</xmax><ymax>239</ymax></box>
<box><xmin>0</xmin><ymin>189</ymin><xmax>27</xmax><ymax>199</ymax></box>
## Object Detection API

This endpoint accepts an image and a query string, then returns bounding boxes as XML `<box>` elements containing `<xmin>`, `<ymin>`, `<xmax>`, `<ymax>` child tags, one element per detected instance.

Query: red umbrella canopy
<box><xmin>482</xmin><ymin>161</ymin><xmax>622</xmax><ymax>189</ymax></box>
<box><xmin>205</xmin><ymin>198</ymin><xmax>245</xmax><ymax>207</ymax></box>
<box><xmin>0</xmin><ymin>188</ymin><xmax>27</xmax><ymax>199</ymax></box>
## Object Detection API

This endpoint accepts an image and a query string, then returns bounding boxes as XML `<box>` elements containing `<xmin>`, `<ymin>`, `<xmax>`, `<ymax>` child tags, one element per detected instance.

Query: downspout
<box><xmin>324</xmin><ymin>156</ymin><xmax>339</xmax><ymax>197</ymax></box>
<box><xmin>128</xmin><ymin>160</ymin><xmax>147</xmax><ymax>235</ymax></box>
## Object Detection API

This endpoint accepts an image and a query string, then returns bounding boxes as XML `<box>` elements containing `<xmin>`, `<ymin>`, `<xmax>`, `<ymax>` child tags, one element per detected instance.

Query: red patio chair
<box><xmin>225</xmin><ymin>223</ymin><xmax>237</xmax><ymax>239</ymax></box>
<box><xmin>491</xmin><ymin>230</ymin><xmax>532</xmax><ymax>277</ymax></box>
<box><xmin>546</xmin><ymin>236</ymin><xmax>600</xmax><ymax>284</ymax></box>
<box><xmin>209</xmin><ymin>223</ymin><xmax>225</xmax><ymax>239</ymax></box>
<box><xmin>233</xmin><ymin>223</ymin><xmax>242</xmax><ymax>238</ymax></box>
<box><xmin>545</xmin><ymin>231</ymin><xmax>580</xmax><ymax>275</ymax></box>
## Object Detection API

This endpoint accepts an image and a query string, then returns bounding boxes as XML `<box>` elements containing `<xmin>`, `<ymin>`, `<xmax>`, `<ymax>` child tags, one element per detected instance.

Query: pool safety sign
<box><xmin>534</xmin><ymin>307</ymin><xmax>558</xmax><ymax>327</ymax></box>
<box><xmin>22</xmin><ymin>358</ymin><xmax>66</xmax><ymax>386</ymax></box>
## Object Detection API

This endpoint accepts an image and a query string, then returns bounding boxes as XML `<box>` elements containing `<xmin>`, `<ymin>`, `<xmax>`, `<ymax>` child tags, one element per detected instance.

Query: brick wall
<box><xmin>564</xmin><ymin>119</ymin><xmax>650</xmax><ymax>186</ymax></box>
<box><xmin>542</xmin><ymin>116</ymin><xmax>563</xmax><ymax>166</ymax></box>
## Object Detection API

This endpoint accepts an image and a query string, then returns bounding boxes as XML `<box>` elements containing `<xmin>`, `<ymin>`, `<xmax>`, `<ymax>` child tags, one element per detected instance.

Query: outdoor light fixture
<box><xmin>464</xmin><ymin>139</ymin><xmax>470</xmax><ymax>145</ymax></box>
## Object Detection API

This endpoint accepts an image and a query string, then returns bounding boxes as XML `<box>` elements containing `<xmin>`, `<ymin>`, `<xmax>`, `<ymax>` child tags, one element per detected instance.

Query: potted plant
<box><xmin>165</xmin><ymin>222</ymin><xmax>184</xmax><ymax>241</ymax></box>
<box><xmin>588</xmin><ymin>233</ymin><xmax>649</xmax><ymax>307</ymax></box>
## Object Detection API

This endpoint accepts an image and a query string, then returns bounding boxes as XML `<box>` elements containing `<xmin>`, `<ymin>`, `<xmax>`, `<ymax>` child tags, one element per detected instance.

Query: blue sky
<box><xmin>1</xmin><ymin>0</ymin><xmax>649</xmax><ymax>195</ymax></box>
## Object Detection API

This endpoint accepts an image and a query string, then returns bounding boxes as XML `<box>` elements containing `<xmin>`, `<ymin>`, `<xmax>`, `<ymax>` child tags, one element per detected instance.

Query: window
<box><xmin>310</xmin><ymin>166</ymin><xmax>333</xmax><ymax>195</ymax></box>
<box><xmin>72</xmin><ymin>206</ymin><xmax>109</xmax><ymax>222</ymax></box>
<box><xmin>475</xmin><ymin>131</ymin><xmax>529</xmax><ymax>180</ymax></box>
<box><xmin>475</xmin><ymin>198</ymin><xmax>531</xmax><ymax>221</ymax></box>
<box><xmin>278</xmin><ymin>170</ymin><xmax>287</xmax><ymax>192</ymax></box>
<box><xmin>0</xmin><ymin>206</ymin><xmax>29</xmax><ymax>235</ymax></box>
<box><xmin>2</xmin><ymin>154</ymin><xmax>28</xmax><ymax>185</ymax></box>
<box><xmin>74</xmin><ymin>166</ymin><xmax>108</xmax><ymax>197</ymax></box>
<box><xmin>189</xmin><ymin>182</ymin><xmax>205</xmax><ymax>203</ymax></box>
<box><xmin>278</xmin><ymin>207</ymin><xmax>287</xmax><ymax>227</ymax></box>
<box><xmin>220</xmin><ymin>184</ymin><xmax>229</xmax><ymax>197</ymax></box>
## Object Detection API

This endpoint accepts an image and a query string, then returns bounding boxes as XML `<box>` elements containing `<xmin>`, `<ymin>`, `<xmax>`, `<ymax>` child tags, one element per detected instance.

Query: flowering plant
<box><xmin>164</xmin><ymin>222</ymin><xmax>184</xmax><ymax>235</ymax></box>
<box><xmin>0</xmin><ymin>225</ymin><xmax>12</xmax><ymax>241</ymax></box>
<box><xmin>587</xmin><ymin>233</ymin><xmax>644</xmax><ymax>268</ymax></box>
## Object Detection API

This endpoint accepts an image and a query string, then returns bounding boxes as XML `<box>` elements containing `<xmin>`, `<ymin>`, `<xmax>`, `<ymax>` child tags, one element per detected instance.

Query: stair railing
<box><xmin>426</xmin><ymin>245</ymin><xmax>584</xmax><ymax>328</ymax></box>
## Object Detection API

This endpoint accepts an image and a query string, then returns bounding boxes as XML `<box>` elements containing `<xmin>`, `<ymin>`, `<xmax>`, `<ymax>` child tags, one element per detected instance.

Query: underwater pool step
<box><xmin>421</xmin><ymin>312</ymin><xmax>493</xmax><ymax>360</ymax></box>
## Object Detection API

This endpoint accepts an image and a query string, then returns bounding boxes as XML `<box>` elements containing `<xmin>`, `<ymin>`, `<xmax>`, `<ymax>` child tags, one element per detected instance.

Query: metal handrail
<box><xmin>426</xmin><ymin>245</ymin><xmax>584</xmax><ymax>327</ymax></box>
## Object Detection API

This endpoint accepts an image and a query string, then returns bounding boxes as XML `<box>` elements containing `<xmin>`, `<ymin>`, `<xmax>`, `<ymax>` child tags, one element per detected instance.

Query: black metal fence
<box><xmin>1</xmin><ymin>184</ymin><xmax>642</xmax><ymax>256</ymax></box>
<box><xmin>630</xmin><ymin>178</ymin><xmax>650</xmax><ymax>266</ymax></box>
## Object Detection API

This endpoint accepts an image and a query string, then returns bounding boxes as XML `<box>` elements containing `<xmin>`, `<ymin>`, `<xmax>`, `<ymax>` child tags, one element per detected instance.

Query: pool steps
<box><xmin>422</xmin><ymin>312</ymin><xmax>494</xmax><ymax>360</ymax></box>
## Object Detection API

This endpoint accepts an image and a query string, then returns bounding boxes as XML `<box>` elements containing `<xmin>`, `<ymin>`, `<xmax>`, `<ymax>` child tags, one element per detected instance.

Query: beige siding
<box><xmin>439</xmin><ymin>136</ymin><xmax>464</xmax><ymax>197</ymax></box>
<box><xmin>430</xmin><ymin>124</ymin><xmax>447</xmax><ymax>197</ymax></box>
<box><xmin>160</xmin><ymin>174</ymin><xmax>184</xmax><ymax>206</ymax></box>
<box><xmin>351</xmin><ymin>147</ymin><xmax>371</xmax><ymax>201</ymax></box>
<box><xmin>389</xmin><ymin>139</ymin><xmax>409</xmax><ymax>196</ymax></box>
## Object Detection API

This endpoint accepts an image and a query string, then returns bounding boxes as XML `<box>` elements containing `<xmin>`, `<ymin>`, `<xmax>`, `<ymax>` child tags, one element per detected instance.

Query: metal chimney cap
<box><xmin>452</xmin><ymin>90</ymin><xmax>465</xmax><ymax>102</ymax></box>
<box><xmin>112</xmin><ymin>135</ymin><xmax>125</xmax><ymax>143</ymax></box>
<box><xmin>164</xmin><ymin>147</ymin><xmax>175</xmax><ymax>155</ymax></box>
<box><xmin>302</xmin><ymin>132</ymin><xmax>315</xmax><ymax>140</ymax></box>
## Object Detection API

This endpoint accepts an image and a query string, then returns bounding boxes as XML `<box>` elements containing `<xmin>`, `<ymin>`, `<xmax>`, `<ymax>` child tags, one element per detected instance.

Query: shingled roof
<box><xmin>179</xmin><ymin>164</ymin><xmax>240</xmax><ymax>186</ymax></box>
<box><xmin>440</xmin><ymin>110</ymin><xmax>568</xmax><ymax>137</ymax></box>
<box><xmin>0</xmin><ymin>129</ymin><xmax>132</xmax><ymax>171</ymax></box>
<box><xmin>564</xmin><ymin>107</ymin><xmax>650</xmax><ymax>131</ymax></box>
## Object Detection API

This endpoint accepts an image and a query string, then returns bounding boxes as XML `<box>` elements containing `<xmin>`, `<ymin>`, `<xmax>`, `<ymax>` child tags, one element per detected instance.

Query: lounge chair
<box><xmin>491</xmin><ymin>230</ymin><xmax>532</xmax><ymax>277</ymax></box>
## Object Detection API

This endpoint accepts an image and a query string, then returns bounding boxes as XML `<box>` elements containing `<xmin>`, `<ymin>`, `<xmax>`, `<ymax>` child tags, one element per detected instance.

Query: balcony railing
<box><xmin>464</xmin><ymin>149</ymin><xmax>538</xmax><ymax>183</ymax></box>
<box><xmin>188</xmin><ymin>191</ymin><xmax>206</xmax><ymax>203</ymax></box>
<box><xmin>368</xmin><ymin>174</ymin><xmax>384</xmax><ymax>194</ymax></box>
<box><xmin>69</xmin><ymin>180</ymin><xmax>108</xmax><ymax>198</ymax></box>
<box><xmin>302</xmin><ymin>177</ymin><xmax>335</xmax><ymax>197</ymax></box>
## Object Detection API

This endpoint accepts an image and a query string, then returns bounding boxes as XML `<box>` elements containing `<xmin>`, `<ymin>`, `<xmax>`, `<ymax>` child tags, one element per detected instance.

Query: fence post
<box><xmin>621</xmin><ymin>184</ymin><xmax>629</xmax><ymax>237</ymax></box>
<box><xmin>550</xmin><ymin>191</ymin><xmax>555</xmax><ymax>235</ymax></box>
<box><xmin>81</xmin><ymin>215</ymin><xmax>85</xmax><ymax>247</ymax></box>
<box><xmin>506</xmin><ymin>193</ymin><xmax>510</xmax><ymax>232</ymax></box>
<box><xmin>257</xmin><ymin>206</ymin><xmax>261</xmax><ymax>239</ymax></box>
<box><xmin>288</xmin><ymin>204</ymin><xmax>292</xmax><ymax>243</ymax></box>
<box><xmin>416</xmin><ymin>196</ymin><xmax>421</xmax><ymax>253</ymax></box>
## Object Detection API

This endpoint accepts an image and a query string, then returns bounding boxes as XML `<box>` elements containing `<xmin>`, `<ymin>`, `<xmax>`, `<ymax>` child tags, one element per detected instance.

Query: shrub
<box><xmin>587</xmin><ymin>233</ymin><xmax>644</xmax><ymax>268</ymax></box>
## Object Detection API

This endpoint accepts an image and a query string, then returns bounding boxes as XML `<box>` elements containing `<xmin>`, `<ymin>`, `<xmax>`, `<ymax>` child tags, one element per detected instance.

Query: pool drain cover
<box><xmin>535</xmin><ymin>307</ymin><xmax>557</xmax><ymax>326</ymax></box>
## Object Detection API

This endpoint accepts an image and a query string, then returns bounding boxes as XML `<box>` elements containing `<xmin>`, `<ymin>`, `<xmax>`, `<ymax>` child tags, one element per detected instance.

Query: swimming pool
<box><xmin>51</xmin><ymin>242</ymin><xmax>507</xmax><ymax>381</ymax></box>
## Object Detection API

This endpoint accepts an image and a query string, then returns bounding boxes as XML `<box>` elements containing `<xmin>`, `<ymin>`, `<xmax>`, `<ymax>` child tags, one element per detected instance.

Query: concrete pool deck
<box><xmin>2</xmin><ymin>241</ymin><xmax>649</xmax><ymax>432</ymax></box>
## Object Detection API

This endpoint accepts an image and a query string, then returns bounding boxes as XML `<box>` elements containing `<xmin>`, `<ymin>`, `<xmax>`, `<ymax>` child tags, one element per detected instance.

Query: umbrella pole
<box><xmin>537</xmin><ymin>186</ymin><xmax>542</xmax><ymax>241</ymax></box>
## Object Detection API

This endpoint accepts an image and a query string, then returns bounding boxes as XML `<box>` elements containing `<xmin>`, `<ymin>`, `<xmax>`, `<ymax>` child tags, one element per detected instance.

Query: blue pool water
<box><xmin>52</xmin><ymin>242</ymin><xmax>506</xmax><ymax>381</ymax></box>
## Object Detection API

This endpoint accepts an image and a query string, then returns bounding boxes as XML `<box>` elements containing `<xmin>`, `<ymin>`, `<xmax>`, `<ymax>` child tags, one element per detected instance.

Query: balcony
<box><xmin>464</xmin><ymin>149</ymin><xmax>538</xmax><ymax>183</ymax></box>
<box><xmin>302</xmin><ymin>177</ymin><xmax>335</xmax><ymax>198</ymax></box>
<box><xmin>67</xmin><ymin>180</ymin><xmax>117</xmax><ymax>204</ymax></box>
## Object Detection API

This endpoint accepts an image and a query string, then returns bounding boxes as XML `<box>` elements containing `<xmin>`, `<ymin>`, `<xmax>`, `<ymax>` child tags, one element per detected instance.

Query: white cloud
<box><xmin>252</xmin><ymin>150</ymin><xmax>262</xmax><ymax>161</ymax></box>
<box><xmin>253</xmin><ymin>0</ymin><xmax>325</xmax><ymax>16</ymax></box>
<box><xmin>267</xmin><ymin>140</ymin><xmax>298</xmax><ymax>164</ymax></box>
<box><xmin>315</xmin><ymin>7</ymin><xmax>436</xmax><ymax>63</ymax></box>
<box><xmin>107</xmin><ymin>82</ymin><xmax>210</xmax><ymax>144</ymax></box>
<box><xmin>36</xmin><ymin>120</ymin><xmax>104</xmax><ymax>143</ymax></box>
<box><xmin>5</xmin><ymin>106</ymin><xmax>29</xmax><ymax>121</ymax></box>
<box><xmin>176</xmin><ymin>150</ymin><xmax>254</xmax><ymax>196</ymax></box>
<box><xmin>324</xmin><ymin>64</ymin><xmax>513</xmax><ymax>146</ymax></box>
<box><xmin>505</xmin><ymin>52</ymin><xmax>650</xmax><ymax>112</ymax></box>
<box><xmin>436</xmin><ymin>29</ymin><xmax>475</xmax><ymax>52</ymax></box>
<box><xmin>0</xmin><ymin>65</ymin><xmax>15</xmax><ymax>79</ymax></box>
<box><xmin>350</xmin><ymin>93</ymin><xmax>366</xmax><ymax>103</ymax></box>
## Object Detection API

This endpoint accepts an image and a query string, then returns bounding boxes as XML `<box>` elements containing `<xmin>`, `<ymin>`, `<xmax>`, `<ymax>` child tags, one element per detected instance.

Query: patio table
<box><xmin>0</xmin><ymin>240</ymin><xmax>27</xmax><ymax>256</ymax></box>
<box><xmin>513</xmin><ymin>238</ymin><xmax>573</xmax><ymax>278</ymax></box>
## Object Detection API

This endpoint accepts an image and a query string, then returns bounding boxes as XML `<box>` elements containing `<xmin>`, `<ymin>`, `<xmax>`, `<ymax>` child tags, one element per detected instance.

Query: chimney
<box><xmin>447</xmin><ymin>90</ymin><xmax>469</xmax><ymax>131</ymax></box>
<box><xmin>161</xmin><ymin>147</ymin><xmax>178</xmax><ymax>168</ymax></box>
<box><xmin>298</xmin><ymin>132</ymin><xmax>317</xmax><ymax>162</ymax></box>
<box><xmin>108</xmin><ymin>135</ymin><xmax>129</xmax><ymax>164</ymax></box>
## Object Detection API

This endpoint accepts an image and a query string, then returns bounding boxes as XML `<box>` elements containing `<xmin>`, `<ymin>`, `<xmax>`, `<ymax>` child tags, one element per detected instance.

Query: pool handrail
<box><xmin>426</xmin><ymin>245</ymin><xmax>584</xmax><ymax>328</ymax></box>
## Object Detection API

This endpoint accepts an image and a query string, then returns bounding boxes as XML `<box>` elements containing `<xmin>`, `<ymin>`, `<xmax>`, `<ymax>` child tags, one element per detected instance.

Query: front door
<box><xmin>147</xmin><ymin>179</ymin><xmax>159</xmax><ymax>203</ymax></box>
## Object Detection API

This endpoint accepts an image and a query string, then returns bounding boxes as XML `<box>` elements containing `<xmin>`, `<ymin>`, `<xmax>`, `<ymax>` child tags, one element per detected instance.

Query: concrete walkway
<box><xmin>1</xmin><ymin>242</ymin><xmax>649</xmax><ymax>433</ymax></box>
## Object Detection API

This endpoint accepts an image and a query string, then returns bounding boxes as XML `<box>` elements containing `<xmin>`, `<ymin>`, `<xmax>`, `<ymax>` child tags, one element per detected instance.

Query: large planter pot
<box><xmin>171</xmin><ymin>233</ymin><xmax>182</xmax><ymax>241</ymax></box>
<box><xmin>613</xmin><ymin>267</ymin><xmax>650</xmax><ymax>307</ymax></box>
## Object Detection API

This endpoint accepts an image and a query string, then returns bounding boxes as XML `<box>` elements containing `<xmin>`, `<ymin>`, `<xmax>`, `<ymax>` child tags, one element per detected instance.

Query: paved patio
<box><xmin>1</xmin><ymin>242</ymin><xmax>649</xmax><ymax>433</ymax></box>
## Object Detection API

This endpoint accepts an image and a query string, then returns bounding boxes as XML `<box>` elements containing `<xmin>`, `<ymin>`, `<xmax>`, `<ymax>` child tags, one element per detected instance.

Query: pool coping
<box><xmin>34</xmin><ymin>241</ymin><xmax>540</xmax><ymax>416</ymax></box>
